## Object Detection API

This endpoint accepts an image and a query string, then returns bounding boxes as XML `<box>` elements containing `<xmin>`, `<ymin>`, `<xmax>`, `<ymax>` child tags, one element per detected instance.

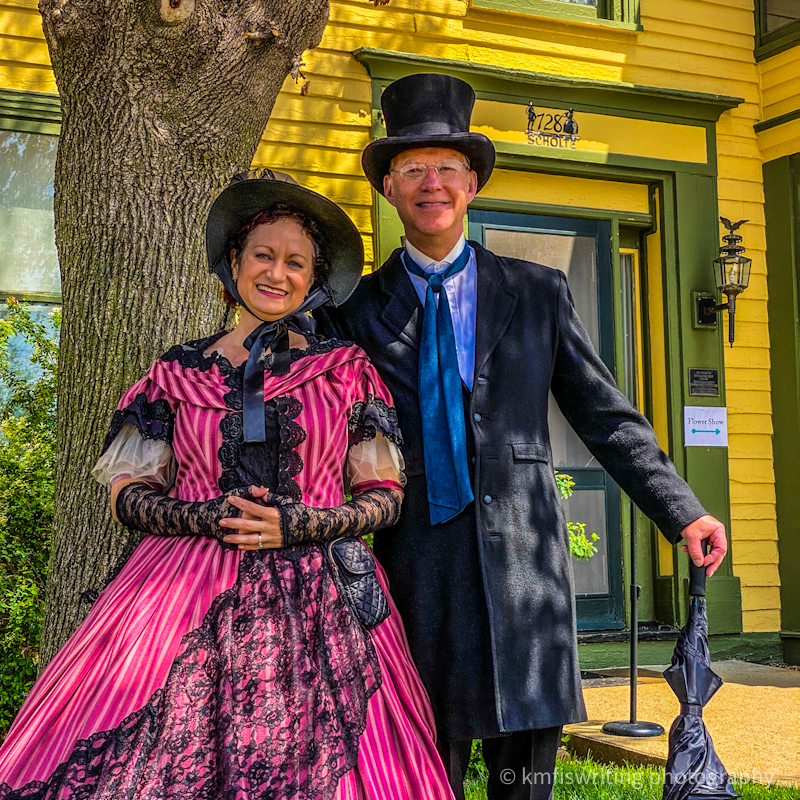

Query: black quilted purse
<box><xmin>327</xmin><ymin>537</ymin><xmax>390</xmax><ymax>629</ymax></box>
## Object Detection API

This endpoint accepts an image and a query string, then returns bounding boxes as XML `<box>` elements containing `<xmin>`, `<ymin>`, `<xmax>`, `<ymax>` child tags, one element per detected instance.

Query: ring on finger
<box><xmin>258</xmin><ymin>532</ymin><xmax>263</xmax><ymax>549</ymax></box>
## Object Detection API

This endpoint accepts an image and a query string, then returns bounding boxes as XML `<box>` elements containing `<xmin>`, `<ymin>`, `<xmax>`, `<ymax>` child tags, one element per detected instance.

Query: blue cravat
<box><xmin>403</xmin><ymin>245</ymin><xmax>474</xmax><ymax>524</ymax></box>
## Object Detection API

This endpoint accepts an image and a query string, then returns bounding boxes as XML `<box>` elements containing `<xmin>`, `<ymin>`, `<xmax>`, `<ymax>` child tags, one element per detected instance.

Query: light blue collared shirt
<box><xmin>404</xmin><ymin>236</ymin><xmax>477</xmax><ymax>390</ymax></box>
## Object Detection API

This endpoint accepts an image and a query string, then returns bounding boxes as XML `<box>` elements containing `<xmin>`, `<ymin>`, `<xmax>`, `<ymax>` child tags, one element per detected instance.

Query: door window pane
<box><xmin>0</xmin><ymin>131</ymin><xmax>60</xmax><ymax>296</ymax></box>
<box><xmin>764</xmin><ymin>0</ymin><xmax>800</xmax><ymax>32</ymax></box>
<box><xmin>483</xmin><ymin>227</ymin><xmax>599</xmax><ymax>468</ymax></box>
<box><xmin>564</xmin><ymin>488</ymin><xmax>609</xmax><ymax>595</ymax></box>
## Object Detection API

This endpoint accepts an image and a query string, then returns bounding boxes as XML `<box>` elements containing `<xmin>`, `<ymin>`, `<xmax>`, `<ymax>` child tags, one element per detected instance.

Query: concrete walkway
<box><xmin>564</xmin><ymin>660</ymin><xmax>800</xmax><ymax>788</ymax></box>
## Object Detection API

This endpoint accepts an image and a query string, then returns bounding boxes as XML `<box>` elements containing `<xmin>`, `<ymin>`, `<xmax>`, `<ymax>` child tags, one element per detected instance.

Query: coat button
<box><xmin>483</xmin><ymin>495</ymin><xmax>492</xmax><ymax>504</ymax></box>
<box><xmin>477</xmin><ymin>376</ymin><xmax>487</xmax><ymax>385</ymax></box>
<box><xmin>473</xmin><ymin>413</ymin><xmax>482</xmax><ymax>422</ymax></box>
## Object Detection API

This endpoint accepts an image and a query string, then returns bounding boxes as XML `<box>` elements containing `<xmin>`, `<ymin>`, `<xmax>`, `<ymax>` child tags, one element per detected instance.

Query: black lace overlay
<box><xmin>348</xmin><ymin>394</ymin><xmax>403</xmax><ymax>449</ymax></box>
<box><xmin>1</xmin><ymin>548</ymin><xmax>382</xmax><ymax>800</ymax></box>
<box><xmin>278</xmin><ymin>487</ymin><xmax>402</xmax><ymax>548</ymax></box>
<box><xmin>102</xmin><ymin>393</ymin><xmax>175</xmax><ymax>454</ymax></box>
<box><xmin>115</xmin><ymin>484</ymin><xmax>250</xmax><ymax>542</ymax></box>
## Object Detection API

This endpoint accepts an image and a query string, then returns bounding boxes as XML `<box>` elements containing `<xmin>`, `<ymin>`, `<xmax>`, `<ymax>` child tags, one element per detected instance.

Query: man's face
<box><xmin>383</xmin><ymin>147</ymin><xmax>478</xmax><ymax>246</ymax></box>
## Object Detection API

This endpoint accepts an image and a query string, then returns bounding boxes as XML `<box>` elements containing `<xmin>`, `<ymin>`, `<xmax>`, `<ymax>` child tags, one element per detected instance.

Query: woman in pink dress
<box><xmin>0</xmin><ymin>169</ymin><xmax>454</xmax><ymax>800</ymax></box>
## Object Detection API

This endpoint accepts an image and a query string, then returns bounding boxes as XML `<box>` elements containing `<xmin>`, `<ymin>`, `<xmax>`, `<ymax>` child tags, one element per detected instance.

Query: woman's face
<box><xmin>232</xmin><ymin>218</ymin><xmax>316</xmax><ymax>321</ymax></box>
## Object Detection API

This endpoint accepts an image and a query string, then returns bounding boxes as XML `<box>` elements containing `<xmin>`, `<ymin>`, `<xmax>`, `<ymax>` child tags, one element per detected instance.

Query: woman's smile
<box><xmin>232</xmin><ymin>217</ymin><xmax>316</xmax><ymax>322</ymax></box>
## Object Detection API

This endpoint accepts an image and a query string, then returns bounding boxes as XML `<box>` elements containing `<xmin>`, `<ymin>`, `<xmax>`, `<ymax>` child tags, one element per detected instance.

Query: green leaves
<box><xmin>555</xmin><ymin>470</ymin><xmax>600</xmax><ymax>561</ymax></box>
<box><xmin>0</xmin><ymin>299</ymin><xmax>59</xmax><ymax>739</ymax></box>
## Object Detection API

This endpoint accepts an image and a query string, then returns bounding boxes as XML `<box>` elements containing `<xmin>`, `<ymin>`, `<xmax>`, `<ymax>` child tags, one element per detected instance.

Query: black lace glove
<box><xmin>273</xmin><ymin>488</ymin><xmax>402</xmax><ymax>548</ymax></box>
<box><xmin>115</xmin><ymin>483</ymin><xmax>251</xmax><ymax>541</ymax></box>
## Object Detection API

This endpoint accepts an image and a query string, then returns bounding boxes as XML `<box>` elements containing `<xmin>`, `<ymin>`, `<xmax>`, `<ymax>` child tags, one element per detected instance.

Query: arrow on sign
<box><xmin>692</xmin><ymin>428</ymin><xmax>720</xmax><ymax>434</ymax></box>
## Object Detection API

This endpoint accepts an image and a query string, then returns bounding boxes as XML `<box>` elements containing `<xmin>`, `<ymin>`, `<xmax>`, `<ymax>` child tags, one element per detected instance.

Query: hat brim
<box><xmin>206</xmin><ymin>180</ymin><xmax>364</xmax><ymax>307</ymax></box>
<box><xmin>362</xmin><ymin>132</ymin><xmax>496</xmax><ymax>196</ymax></box>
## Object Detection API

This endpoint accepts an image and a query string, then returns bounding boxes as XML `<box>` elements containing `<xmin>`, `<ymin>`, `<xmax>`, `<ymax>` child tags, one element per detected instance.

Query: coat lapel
<box><xmin>378</xmin><ymin>248</ymin><xmax>423</xmax><ymax>353</ymax></box>
<box><xmin>472</xmin><ymin>241</ymin><xmax>518</xmax><ymax>382</ymax></box>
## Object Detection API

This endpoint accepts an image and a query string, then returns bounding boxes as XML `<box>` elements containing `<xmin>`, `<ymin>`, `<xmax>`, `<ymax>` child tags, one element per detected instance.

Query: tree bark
<box><xmin>38</xmin><ymin>0</ymin><xmax>329</xmax><ymax>666</ymax></box>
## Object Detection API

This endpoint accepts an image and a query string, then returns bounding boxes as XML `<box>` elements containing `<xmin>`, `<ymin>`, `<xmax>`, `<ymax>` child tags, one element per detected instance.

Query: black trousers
<box><xmin>438</xmin><ymin>728</ymin><xmax>563</xmax><ymax>800</ymax></box>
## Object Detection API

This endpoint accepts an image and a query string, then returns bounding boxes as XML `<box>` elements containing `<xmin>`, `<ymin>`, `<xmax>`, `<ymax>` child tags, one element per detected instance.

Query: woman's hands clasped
<box><xmin>220</xmin><ymin>486</ymin><xmax>288</xmax><ymax>550</ymax></box>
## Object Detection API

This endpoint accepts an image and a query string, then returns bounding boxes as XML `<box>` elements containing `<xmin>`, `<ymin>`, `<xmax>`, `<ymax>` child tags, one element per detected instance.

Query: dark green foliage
<box><xmin>0</xmin><ymin>299</ymin><xmax>59</xmax><ymax>739</ymax></box>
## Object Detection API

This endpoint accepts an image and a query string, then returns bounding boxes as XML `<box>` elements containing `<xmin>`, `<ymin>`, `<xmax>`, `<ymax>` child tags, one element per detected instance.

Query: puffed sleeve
<box><xmin>346</xmin><ymin>362</ymin><xmax>405</xmax><ymax>495</ymax></box>
<box><xmin>91</xmin><ymin>371</ymin><xmax>177</xmax><ymax>490</ymax></box>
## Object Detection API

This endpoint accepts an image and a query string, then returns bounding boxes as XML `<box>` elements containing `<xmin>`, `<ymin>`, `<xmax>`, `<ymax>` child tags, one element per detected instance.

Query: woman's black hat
<box><xmin>206</xmin><ymin>168</ymin><xmax>364</xmax><ymax>308</ymax></box>
<box><xmin>362</xmin><ymin>73</ymin><xmax>496</xmax><ymax>196</ymax></box>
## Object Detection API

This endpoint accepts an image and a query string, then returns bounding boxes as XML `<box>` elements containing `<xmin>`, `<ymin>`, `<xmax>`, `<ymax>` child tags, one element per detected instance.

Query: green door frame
<box><xmin>356</xmin><ymin>48</ymin><xmax>743</xmax><ymax>634</ymax></box>
<box><xmin>764</xmin><ymin>154</ymin><xmax>800</xmax><ymax>664</ymax></box>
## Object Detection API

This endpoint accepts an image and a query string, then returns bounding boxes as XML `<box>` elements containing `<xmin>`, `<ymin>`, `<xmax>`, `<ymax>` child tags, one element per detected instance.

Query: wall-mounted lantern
<box><xmin>697</xmin><ymin>218</ymin><xmax>751</xmax><ymax>347</ymax></box>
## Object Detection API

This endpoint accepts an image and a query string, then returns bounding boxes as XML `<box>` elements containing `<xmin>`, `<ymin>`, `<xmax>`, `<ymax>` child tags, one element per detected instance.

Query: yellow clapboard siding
<box><xmin>260</xmin><ymin>120</ymin><xmax>371</xmax><ymax>153</ymax></box>
<box><xmin>727</xmin><ymin>434</ymin><xmax>774</xmax><ymax>460</ymax></box>
<box><xmin>728</xmin><ymin>483</ymin><xmax>776</xmax><ymax>505</ymax></box>
<box><xmin>0</xmin><ymin>8</ymin><xmax>45</xmax><ymax>39</ymax></box>
<box><xmin>759</xmin><ymin>117</ymin><xmax>800</xmax><ymax>164</ymax></box>
<box><xmin>741</xmin><ymin>586</ymin><xmax>781</xmax><ymax>612</ymax></box>
<box><xmin>726</xmin><ymin>369</ymin><xmax>772</xmax><ymax>392</ymax></box>
<box><xmin>732</xmin><ymin>519</ymin><xmax>779</xmax><ymax>540</ymax></box>
<box><xmin>736</xmin><ymin>564</ymin><xmax>781</xmax><ymax>587</ymax></box>
<box><xmin>731</xmin><ymin>503</ymin><xmax>778</xmax><ymax>522</ymax></box>
<box><xmin>0</xmin><ymin>36</ymin><xmax>49</xmax><ymax>67</ymax></box>
<box><xmin>759</xmin><ymin>46</ymin><xmax>800</xmax><ymax>120</ymax></box>
<box><xmin>253</xmin><ymin>143</ymin><xmax>365</xmax><ymax>179</ymax></box>
<box><xmin>727</xmin><ymin>411</ymin><xmax>773</xmax><ymax>435</ymax></box>
<box><xmin>734</xmin><ymin>540</ymin><xmax>779</xmax><ymax>565</ymax></box>
<box><xmin>742</xmin><ymin>609</ymin><xmax>781</xmax><ymax>632</ymax></box>
<box><xmin>729</xmin><ymin>458</ymin><xmax>775</xmax><ymax>484</ymax></box>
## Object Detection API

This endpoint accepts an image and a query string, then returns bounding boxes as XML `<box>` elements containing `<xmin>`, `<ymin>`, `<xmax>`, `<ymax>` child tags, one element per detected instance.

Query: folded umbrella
<box><xmin>662</xmin><ymin>553</ymin><xmax>739</xmax><ymax>800</ymax></box>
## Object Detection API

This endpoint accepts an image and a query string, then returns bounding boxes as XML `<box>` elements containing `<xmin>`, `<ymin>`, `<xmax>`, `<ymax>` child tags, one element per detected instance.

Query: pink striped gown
<box><xmin>0</xmin><ymin>335</ymin><xmax>454</xmax><ymax>800</ymax></box>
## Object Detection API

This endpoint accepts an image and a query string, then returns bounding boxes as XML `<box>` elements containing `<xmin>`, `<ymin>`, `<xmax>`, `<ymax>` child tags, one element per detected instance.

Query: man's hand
<box><xmin>679</xmin><ymin>514</ymin><xmax>727</xmax><ymax>577</ymax></box>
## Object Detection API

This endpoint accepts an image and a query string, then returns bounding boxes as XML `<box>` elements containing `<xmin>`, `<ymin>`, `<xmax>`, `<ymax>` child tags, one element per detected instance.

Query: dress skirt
<box><xmin>0</xmin><ymin>535</ymin><xmax>453</xmax><ymax>800</ymax></box>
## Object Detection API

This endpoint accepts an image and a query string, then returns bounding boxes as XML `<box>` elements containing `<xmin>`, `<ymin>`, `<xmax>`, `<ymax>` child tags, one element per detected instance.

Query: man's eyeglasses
<box><xmin>390</xmin><ymin>160</ymin><xmax>470</xmax><ymax>183</ymax></box>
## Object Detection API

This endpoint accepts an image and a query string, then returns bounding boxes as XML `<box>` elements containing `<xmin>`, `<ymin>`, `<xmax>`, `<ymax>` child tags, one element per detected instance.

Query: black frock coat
<box><xmin>320</xmin><ymin>242</ymin><xmax>707</xmax><ymax>739</ymax></box>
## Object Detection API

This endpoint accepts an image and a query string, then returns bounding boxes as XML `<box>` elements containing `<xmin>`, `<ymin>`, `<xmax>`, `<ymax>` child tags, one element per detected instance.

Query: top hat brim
<box><xmin>206</xmin><ymin>179</ymin><xmax>364</xmax><ymax>307</ymax></box>
<box><xmin>362</xmin><ymin>132</ymin><xmax>496</xmax><ymax>196</ymax></box>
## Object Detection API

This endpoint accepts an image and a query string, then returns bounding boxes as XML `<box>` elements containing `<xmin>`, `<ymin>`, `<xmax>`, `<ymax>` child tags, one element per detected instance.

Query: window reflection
<box><xmin>764</xmin><ymin>0</ymin><xmax>800</xmax><ymax>32</ymax></box>
<box><xmin>0</xmin><ymin>131</ymin><xmax>60</xmax><ymax>297</ymax></box>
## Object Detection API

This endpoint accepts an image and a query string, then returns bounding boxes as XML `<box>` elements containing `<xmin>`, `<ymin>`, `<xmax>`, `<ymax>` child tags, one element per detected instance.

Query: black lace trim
<box><xmin>3</xmin><ymin>549</ymin><xmax>382</xmax><ymax>800</ymax></box>
<box><xmin>348</xmin><ymin>394</ymin><xmax>403</xmax><ymax>448</ymax></box>
<box><xmin>102</xmin><ymin>393</ymin><xmax>175</xmax><ymax>454</ymax></box>
<box><xmin>275</xmin><ymin>396</ymin><xmax>306</xmax><ymax>501</ymax></box>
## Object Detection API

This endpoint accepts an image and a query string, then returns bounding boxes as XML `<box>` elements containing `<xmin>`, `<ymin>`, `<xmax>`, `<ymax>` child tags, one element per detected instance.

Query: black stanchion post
<box><xmin>602</xmin><ymin>499</ymin><xmax>665</xmax><ymax>738</ymax></box>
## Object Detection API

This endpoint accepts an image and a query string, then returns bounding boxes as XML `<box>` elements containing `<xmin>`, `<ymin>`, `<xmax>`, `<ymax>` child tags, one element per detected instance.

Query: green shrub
<box><xmin>0</xmin><ymin>299</ymin><xmax>58</xmax><ymax>739</ymax></box>
<box><xmin>556</xmin><ymin>471</ymin><xmax>600</xmax><ymax>561</ymax></box>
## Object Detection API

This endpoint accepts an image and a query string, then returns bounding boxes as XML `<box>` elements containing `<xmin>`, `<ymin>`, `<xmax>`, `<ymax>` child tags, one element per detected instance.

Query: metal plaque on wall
<box><xmin>688</xmin><ymin>368</ymin><xmax>720</xmax><ymax>397</ymax></box>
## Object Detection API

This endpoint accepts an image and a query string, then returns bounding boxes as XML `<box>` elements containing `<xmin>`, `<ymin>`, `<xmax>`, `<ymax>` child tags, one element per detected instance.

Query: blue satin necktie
<box><xmin>403</xmin><ymin>245</ymin><xmax>474</xmax><ymax>524</ymax></box>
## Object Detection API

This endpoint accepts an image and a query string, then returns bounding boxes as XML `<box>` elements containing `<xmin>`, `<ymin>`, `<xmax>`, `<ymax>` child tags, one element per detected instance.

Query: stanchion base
<box><xmin>602</xmin><ymin>720</ymin><xmax>665</xmax><ymax>738</ymax></box>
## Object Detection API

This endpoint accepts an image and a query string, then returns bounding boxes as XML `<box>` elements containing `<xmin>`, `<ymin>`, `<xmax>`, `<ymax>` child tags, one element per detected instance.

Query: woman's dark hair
<box><xmin>222</xmin><ymin>203</ymin><xmax>332</xmax><ymax>309</ymax></box>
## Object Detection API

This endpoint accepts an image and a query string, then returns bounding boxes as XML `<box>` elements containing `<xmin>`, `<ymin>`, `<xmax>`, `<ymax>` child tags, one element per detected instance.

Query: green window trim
<box><xmin>0</xmin><ymin>89</ymin><xmax>61</xmax><ymax>135</ymax></box>
<box><xmin>470</xmin><ymin>0</ymin><xmax>641</xmax><ymax>31</ymax></box>
<box><xmin>754</xmin><ymin>2</ymin><xmax>800</xmax><ymax>61</ymax></box>
<box><xmin>354</xmin><ymin>49</ymin><xmax>742</xmax><ymax>127</ymax></box>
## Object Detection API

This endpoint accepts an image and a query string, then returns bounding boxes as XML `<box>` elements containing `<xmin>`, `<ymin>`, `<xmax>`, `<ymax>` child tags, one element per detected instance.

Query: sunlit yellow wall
<box><xmin>757</xmin><ymin>46</ymin><xmax>800</xmax><ymax>163</ymax></box>
<box><xmin>0</xmin><ymin>0</ymin><xmax>54</xmax><ymax>93</ymax></box>
<box><xmin>0</xmin><ymin>0</ymin><xmax>779</xmax><ymax>632</ymax></box>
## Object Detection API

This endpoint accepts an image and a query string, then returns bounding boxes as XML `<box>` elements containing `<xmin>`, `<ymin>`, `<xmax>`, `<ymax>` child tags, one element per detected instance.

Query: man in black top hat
<box><xmin>320</xmin><ymin>72</ymin><xmax>728</xmax><ymax>800</ymax></box>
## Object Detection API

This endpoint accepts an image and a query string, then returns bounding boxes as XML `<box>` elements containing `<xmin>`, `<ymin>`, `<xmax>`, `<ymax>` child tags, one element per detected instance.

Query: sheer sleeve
<box><xmin>347</xmin><ymin>433</ymin><xmax>405</xmax><ymax>494</ymax></box>
<box><xmin>92</xmin><ymin>423</ymin><xmax>177</xmax><ymax>489</ymax></box>
<box><xmin>92</xmin><ymin>369</ymin><xmax>178</xmax><ymax>489</ymax></box>
<box><xmin>347</xmin><ymin>361</ymin><xmax>405</xmax><ymax>495</ymax></box>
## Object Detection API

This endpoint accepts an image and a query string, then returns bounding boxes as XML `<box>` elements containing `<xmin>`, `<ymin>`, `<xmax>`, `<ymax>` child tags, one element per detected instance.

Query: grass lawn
<box><xmin>464</xmin><ymin>757</ymin><xmax>800</xmax><ymax>799</ymax></box>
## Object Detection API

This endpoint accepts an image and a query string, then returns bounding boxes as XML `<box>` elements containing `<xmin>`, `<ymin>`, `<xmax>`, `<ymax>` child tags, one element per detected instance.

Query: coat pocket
<box><xmin>511</xmin><ymin>443</ymin><xmax>550</xmax><ymax>463</ymax></box>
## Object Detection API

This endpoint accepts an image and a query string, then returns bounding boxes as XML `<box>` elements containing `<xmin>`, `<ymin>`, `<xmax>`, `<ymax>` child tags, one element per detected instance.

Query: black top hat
<box><xmin>206</xmin><ymin>169</ymin><xmax>364</xmax><ymax>309</ymax></box>
<box><xmin>362</xmin><ymin>73</ymin><xmax>496</xmax><ymax>196</ymax></box>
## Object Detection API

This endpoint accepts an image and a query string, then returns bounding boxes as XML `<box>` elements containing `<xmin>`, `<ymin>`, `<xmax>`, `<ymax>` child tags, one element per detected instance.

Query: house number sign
<box><xmin>526</xmin><ymin>102</ymin><xmax>581</xmax><ymax>149</ymax></box>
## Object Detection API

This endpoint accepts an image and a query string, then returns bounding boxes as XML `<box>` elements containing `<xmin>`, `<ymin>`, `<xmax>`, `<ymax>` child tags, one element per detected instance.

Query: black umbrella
<box><xmin>662</xmin><ymin>553</ymin><xmax>739</xmax><ymax>799</ymax></box>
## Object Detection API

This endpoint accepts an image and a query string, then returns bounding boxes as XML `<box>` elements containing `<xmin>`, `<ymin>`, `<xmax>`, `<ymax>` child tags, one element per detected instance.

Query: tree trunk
<box><xmin>38</xmin><ymin>0</ymin><xmax>329</xmax><ymax>666</ymax></box>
